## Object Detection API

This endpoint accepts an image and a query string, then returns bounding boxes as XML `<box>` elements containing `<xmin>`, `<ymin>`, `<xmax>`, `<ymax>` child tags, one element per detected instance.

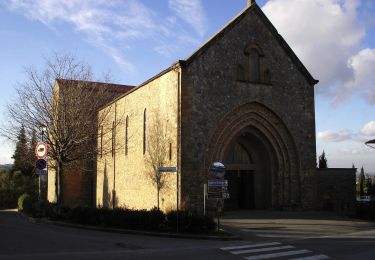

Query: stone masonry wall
<box><xmin>180</xmin><ymin>5</ymin><xmax>317</xmax><ymax>211</ymax></box>
<box><xmin>97</xmin><ymin>69</ymin><xmax>179</xmax><ymax>211</ymax></box>
<box><xmin>316</xmin><ymin>168</ymin><xmax>356</xmax><ymax>212</ymax></box>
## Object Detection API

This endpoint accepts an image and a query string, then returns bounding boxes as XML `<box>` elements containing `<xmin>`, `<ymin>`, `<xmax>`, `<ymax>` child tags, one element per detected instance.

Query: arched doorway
<box><xmin>223</xmin><ymin>127</ymin><xmax>276</xmax><ymax>210</ymax></box>
<box><xmin>204</xmin><ymin>102</ymin><xmax>300</xmax><ymax>210</ymax></box>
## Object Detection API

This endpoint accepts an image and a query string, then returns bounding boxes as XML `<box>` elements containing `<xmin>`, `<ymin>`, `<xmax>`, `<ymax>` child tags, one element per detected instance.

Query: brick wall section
<box><xmin>180</xmin><ymin>4</ymin><xmax>317</xmax><ymax>211</ymax></box>
<box><xmin>47</xmin><ymin>80</ymin><xmax>132</xmax><ymax>207</ymax></box>
<box><xmin>316</xmin><ymin>168</ymin><xmax>356</xmax><ymax>212</ymax></box>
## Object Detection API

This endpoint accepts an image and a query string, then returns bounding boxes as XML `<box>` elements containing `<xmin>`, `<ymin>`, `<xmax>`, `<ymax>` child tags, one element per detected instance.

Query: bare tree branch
<box><xmin>0</xmin><ymin>52</ymin><xmax>132</xmax><ymax>205</ymax></box>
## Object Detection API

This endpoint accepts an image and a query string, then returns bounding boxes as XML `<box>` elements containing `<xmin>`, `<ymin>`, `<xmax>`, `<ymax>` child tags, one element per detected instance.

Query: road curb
<box><xmin>22</xmin><ymin>213</ymin><xmax>242</xmax><ymax>241</ymax></box>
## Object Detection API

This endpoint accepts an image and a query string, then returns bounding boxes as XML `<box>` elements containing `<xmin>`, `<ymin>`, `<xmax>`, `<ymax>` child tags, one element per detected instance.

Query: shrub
<box><xmin>166</xmin><ymin>210</ymin><xmax>216</xmax><ymax>234</ymax></box>
<box><xmin>0</xmin><ymin>171</ymin><xmax>38</xmax><ymax>209</ymax></box>
<box><xmin>18</xmin><ymin>193</ymin><xmax>32</xmax><ymax>212</ymax></box>
<box><xmin>98</xmin><ymin>207</ymin><xmax>165</xmax><ymax>231</ymax></box>
<box><xmin>67</xmin><ymin>206</ymin><xmax>101</xmax><ymax>226</ymax></box>
<box><xmin>28</xmin><ymin>202</ymin><xmax>215</xmax><ymax>234</ymax></box>
<box><xmin>356</xmin><ymin>201</ymin><xmax>375</xmax><ymax>220</ymax></box>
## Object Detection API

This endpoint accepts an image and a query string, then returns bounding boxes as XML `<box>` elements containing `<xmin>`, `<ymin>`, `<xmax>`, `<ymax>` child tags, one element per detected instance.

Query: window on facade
<box><xmin>169</xmin><ymin>142</ymin><xmax>172</xmax><ymax>161</ymax></box>
<box><xmin>125</xmin><ymin>116</ymin><xmax>128</xmax><ymax>156</ymax></box>
<box><xmin>143</xmin><ymin>109</ymin><xmax>147</xmax><ymax>154</ymax></box>
<box><xmin>100</xmin><ymin>125</ymin><xmax>103</xmax><ymax>158</ymax></box>
<box><xmin>248</xmin><ymin>48</ymin><xmax>260</xmax><ymax>82</ymax></box>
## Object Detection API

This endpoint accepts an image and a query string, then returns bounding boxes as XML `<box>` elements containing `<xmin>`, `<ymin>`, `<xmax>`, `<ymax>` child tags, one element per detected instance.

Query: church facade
<box><xmin>96</xmin><ymin>1</ymin><xmax>323</xmax><ymax>212</ymax></box>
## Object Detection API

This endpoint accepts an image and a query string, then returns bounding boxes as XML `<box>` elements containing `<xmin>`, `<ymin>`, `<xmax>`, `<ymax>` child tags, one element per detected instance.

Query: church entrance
<box><xmin>204</xmin><ymin>102</ymin><xmax>301</xmax><ymax>210</ymax></box>
<box><xmin>226</xmin><ymin>170</ymin><xmax>254</xmax><ymax>210</ymax></box>
<box><xmin>223</xmin><ymin>128</ymin><xmax>275</xmax><ymax>210</ymax></box>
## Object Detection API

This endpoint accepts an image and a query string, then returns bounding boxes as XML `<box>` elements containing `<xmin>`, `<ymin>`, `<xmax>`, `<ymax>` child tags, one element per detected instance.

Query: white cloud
<box><xmin>319</xmin><ymin>121</ymin><xmax>375</xmax><ymax>143</ymax></box>
<box><xmin>318</xmin><ymin>129</ymin><xmax>352</xmax><ymax>142</ymax></box>
<box><xmin>262</xmin><ymin>0</ymin><xmax>374</xmax><ymax>104</ymax></box>
<box><xmin>338</xmin><ymin>148</ymin><xmax>360</xmax><ymax>155</ymax></box>
<box><xmin>341</xmin><ymin>49</ymin><xmax>375</xmax><ymax>104</ymax></box>
<box><xmin>361</xmin><ymin>121</ymin><xmax>375</xmax><ymax>136</ymax></box>
<box><xmin>168</xmin><ymin>0</ymin><xmax>208</xmax><ymax>38</ymax></box>
<box><xmin>4</xmin><ymin>0</ymin><xmax>160</xmax><ymax>71</ymax></box>
<box><xmin>3</xmin><ymin>0</ymin><xmax>203</xmax><ymax>71</ymax></box>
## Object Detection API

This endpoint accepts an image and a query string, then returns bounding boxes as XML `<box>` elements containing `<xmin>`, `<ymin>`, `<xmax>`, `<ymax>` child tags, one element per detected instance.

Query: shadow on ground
<box><xmin>220</xmin><ymin>210</ymin><xmax>375</xmax><ymax>241</ymax></box>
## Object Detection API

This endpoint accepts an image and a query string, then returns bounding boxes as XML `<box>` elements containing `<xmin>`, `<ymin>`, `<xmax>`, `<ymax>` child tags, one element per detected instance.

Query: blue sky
<box><xmin>0</xmin><ymin>0</ymin><xmax>374</xmax><ymax>173</ymax></box>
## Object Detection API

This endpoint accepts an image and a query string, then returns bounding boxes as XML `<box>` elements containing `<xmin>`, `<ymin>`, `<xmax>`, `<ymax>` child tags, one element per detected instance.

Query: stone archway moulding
<box><xmin>203</xmin><ymin>102</ymin><xmax>301</xmax><ymax>208</ymax></box>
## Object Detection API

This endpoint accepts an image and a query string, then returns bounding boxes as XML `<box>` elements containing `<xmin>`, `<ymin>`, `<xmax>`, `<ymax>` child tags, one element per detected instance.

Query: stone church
<box><xmin>49</xmin><ymin>0</ymin><xmax>356</xmax><ymax>212</ymax></box>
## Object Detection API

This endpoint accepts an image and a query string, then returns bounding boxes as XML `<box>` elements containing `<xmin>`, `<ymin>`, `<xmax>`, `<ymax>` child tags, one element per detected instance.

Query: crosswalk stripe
<box><xmin>231</xmin><ymin>245</ymin><xmax>295</xmax><ymax>255</ymax></box>
<box><xmin>291</xmin><ymin>254</ymin><xmax>330</xmax><ymax>260</ymax></box>
<box><xmin>220</xmin><ymin>242</ymin><xmax>281</xmax><ymax>251</ymax></box>
<box><xmin>243</xmin><ymin>249</ymin><xmax>311</xmax><ymax>260</ymax></box>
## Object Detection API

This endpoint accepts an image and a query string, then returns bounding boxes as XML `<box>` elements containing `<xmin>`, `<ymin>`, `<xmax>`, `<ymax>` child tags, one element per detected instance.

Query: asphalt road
<box><xmin>0</xmin><ymin>209</ymin><xmax>235</xmax><ymax>260</ymax></box>
<box><xmin>1</xmin><ymin>209</ymin><xmax>375</xmax><ymax>259</ymax></box>
<box><xmin>221</xmin><ymin>210</ymin><xmax>375</xmax><ymax>259</ymax></box>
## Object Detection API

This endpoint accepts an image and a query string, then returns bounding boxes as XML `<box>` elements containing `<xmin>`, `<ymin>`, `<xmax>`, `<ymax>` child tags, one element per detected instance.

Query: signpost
<box><xmin>35</xmin><ymin>141</ymin><xmax>47</xmax><ymax>159</ymax></box>
<box><xmin>36</xmin><ymin>159</ymin><xmax>47</xmax><ymax>170</ymax></box>
<box><xmin>35</xmin><ymin>140</ymin><xmax>47</xmax><ymax>201</ymax></box>
<box><xmin>206</xmin><ymin>162</ymin><xmax>230</xmax><ymax>232</ymax></box>
<box><xmin>158</xmin><ymin>167</ymin><xmax>177</xmax><ymax>173</ymax></box>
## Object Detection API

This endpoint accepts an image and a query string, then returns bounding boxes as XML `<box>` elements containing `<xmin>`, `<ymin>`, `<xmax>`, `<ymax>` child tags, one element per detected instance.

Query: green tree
<box><xmin>318</xmin><ymin>150</ymin><xmax>328</xmax><ymax>168</ymax></box>
<box><xmin>365</xmin><ymin>174</ymin><xmax>372</xmax><ymax>195</ymax></box>
<box><xmin>1</xmin><ymin>53</ymin><xmax>120</xmax><ymax>205</ymax></box>
<box><xmin>358</xmin><ymin>166</ymin><xmax>365</xmax><ymax>197</ymax></box>
<box><xmin>0</xmin><ymin>170</ymin><xmax>37</xmax><ymax>209</ymax></box>
<box><xmin>367</xmin><ymin>176</ymin><xmax>375</xmax><ymax>196</ymax></box>
<box><xmin>12</xmin><ymin>126</ymin><xmax>31</xmax><ymax>175</ymax></box>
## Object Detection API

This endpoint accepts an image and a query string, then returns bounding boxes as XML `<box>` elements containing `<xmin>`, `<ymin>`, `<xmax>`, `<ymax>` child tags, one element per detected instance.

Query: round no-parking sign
<box><xmin>35</xmin><ymin>142</ymin><xmax>47</xmax><ymax>159</ymax></box>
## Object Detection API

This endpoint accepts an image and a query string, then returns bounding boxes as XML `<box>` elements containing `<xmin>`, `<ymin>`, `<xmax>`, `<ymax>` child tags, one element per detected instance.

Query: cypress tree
<box><xmin>359</xmin><ymin>166</ymin><xmax>365</xmax><ymax>197</ymax></box>
<box><xmin>318</xmin><ymin>150</ymin><xmax>328</xmax><ymax>168</ymax></box>
<box><xmin>12</xmin><ymin>126</ymin><xmax>29</xmax><ymax>175</ymax></box>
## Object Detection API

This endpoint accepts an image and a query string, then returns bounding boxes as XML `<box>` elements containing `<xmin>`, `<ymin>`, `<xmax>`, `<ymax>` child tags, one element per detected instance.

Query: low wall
<box><xmin>316</xmin><ymin>168</ymin><xmax>356</xmax><ymax>212</ymax></box>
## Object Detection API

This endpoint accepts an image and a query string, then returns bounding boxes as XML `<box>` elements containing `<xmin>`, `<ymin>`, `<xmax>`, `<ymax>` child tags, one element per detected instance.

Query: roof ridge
<box><xmin>56</xmin><ymin>78</ymin><xmax>135</xmax><ymax>88</ymax></box>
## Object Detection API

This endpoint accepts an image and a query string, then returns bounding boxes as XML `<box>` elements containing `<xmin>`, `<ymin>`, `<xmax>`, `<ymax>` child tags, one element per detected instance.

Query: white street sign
<box><xmin>159</xmin><ymin>167</ymin><xmax>177</xmax><ymax>173</ymax></box>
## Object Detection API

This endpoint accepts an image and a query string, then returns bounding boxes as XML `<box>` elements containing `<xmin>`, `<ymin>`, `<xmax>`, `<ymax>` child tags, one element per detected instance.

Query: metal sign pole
<box><xmin>203</xmin><ymin>184</ymin><xmax>206</xmax><ymax>216</ymax></box>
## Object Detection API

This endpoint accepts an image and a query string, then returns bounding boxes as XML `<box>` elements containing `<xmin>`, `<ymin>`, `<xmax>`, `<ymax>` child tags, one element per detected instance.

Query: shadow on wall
<box><xmin>103</xmin><ymin>160</ymin><xmax>110</xmax><ymax>208</ymax></box>
<box><xmin>102</xmin><ymin>160</ymin><xmax>118</xmax><ymax>208</ymax></box>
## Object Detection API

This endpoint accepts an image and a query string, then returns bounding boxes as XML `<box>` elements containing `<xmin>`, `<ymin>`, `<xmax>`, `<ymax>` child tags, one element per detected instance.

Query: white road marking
<box><xmin>220</xmin><ymin>242</ymin><xmax>281</xmax><ymax>251</ymax></box>
<box><xmin>243</xmin><ymin>249</ymin><xmax>311</xmax><ymax>260</ymax></box>
<box><xmin>291</xmin><ymin>254</ymin><xmax>330</xmax><ymax>260</ymax></box>
<box><xmin>231</xmin><ymin>245</ymin><xmax>295</xmax><ymax>255</ymax></box>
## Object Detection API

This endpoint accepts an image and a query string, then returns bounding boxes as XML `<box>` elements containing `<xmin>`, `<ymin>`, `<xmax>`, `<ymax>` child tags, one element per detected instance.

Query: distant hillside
<box><xmin>0</xmin><ymin>164</ymin><xmax>13</xmax><ymax>172</ymax></box>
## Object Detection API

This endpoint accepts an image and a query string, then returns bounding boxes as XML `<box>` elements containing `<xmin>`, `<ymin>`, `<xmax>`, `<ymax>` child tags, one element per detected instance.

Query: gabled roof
<box><xmin>99</xmin><ymin>1</ymin><xmax>319</xmax><ymax>110</ymax></box>
<box><xmin>56</xmin><ymin>79</ymin><xmax>135</xmax><ymax>94</ymax></box>
<box><xmin>183</xmin><ymin>2</ymin><xmax>318</xmax><ymax>85</ymax></box>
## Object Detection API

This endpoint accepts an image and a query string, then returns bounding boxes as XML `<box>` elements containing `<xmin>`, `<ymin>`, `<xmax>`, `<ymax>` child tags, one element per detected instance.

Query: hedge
<box><xmin>28</xmin><ymin>202</ymin><xmax>216</xmax><ymax>234</ymax></box>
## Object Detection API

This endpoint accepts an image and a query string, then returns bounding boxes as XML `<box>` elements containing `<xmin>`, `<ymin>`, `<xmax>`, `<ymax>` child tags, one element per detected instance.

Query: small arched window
<box><xmin>125</xmin><ymin>116</ymin><xmax>128</xmax><ymax>156</ymax></box>
<box><xmin>244</xmin><ymin>43</ymin><xmax>264</xmax><ymax>83</ymax></box>
<box><xmin>143</xmin><ymin>109</ymin><xmax>147</xmax><ymax>154</ymax></box>
<box><xmin>248</xmin><ymin>48</ymin><xmax>260</xmax><ymax>82</ymax></box>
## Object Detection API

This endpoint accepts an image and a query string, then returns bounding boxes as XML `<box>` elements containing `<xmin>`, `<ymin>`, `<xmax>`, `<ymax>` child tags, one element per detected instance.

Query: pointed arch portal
<box><xmin>204</xmin><ymin>102</ymin><xmax>300</xmax><ymax>210</ymax></box>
